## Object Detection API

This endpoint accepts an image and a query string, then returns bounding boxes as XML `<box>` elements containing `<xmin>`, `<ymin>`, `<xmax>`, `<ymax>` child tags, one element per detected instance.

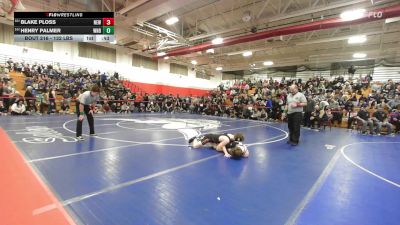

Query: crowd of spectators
<box><xmin>1</xmin><ymin>58</ymin><xmax>399</xmax><ymax>135</ymax></box>
<box><xmin>207</xmin><ymin>75</ymin><xmax>399</xmax><ymax>135</ymax></box>
<box><xmin>1</xmin><ymin>58</ymin><xmax>127</xmax><ymax>115</ymax></box>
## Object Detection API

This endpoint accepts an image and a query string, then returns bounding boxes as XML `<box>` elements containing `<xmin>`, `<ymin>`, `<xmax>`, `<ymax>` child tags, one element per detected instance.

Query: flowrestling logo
<box><xmin>99</xmin><ymin>118</ymin><xmax>221</xmax><ymax>140</ymax></box>
<box><xmin>16</xmin><ymin>118</ymin><xmax>221</xmax><ymax>143</ymax></box>
<box><xmin>17</xmin><ymin>126</ymin><xmax>78</xmax><ymax>143</ymax></box>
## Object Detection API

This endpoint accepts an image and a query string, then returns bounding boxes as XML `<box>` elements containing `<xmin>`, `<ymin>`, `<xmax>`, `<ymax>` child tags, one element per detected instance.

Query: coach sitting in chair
<box><xmin>371</xmin><ymin>106</ymin><xmax>394</xmax><ymax>136</ymax></box>
<box><xmin>389</xmin><ymin>109</ymin><xmax>400</xmax><ymax>134</ymax></box>
<box><xmin>355</xmin><ymin>105</ymin><xmax>374</xmax><ymax>135</ymax></box>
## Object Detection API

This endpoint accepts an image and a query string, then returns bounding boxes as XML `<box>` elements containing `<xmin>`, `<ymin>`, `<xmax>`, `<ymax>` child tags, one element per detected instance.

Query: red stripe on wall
<box><xmin>123</xmin><ymin>80</ymin><xmax>211</xmax><ymax>96</ymax></box>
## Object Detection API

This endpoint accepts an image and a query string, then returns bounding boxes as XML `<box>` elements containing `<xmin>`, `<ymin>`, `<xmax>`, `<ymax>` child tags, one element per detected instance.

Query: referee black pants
<box><xmin>76</xmin><ymin>104</ymin><xmax>95</xmax><ymax>137</ymax></box>
<box><xmin>288</xmin><ymin>112</ymin><xmax>302</xmax><ymax>144</ymax></box>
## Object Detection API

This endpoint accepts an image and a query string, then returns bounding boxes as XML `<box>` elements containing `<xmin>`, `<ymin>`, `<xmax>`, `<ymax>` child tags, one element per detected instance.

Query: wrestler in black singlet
<box><xmin>226</xmin><ymin>140</ymin><xmax>240</xmax><ymax>149</ymax></box>
<box><xmin>198</xmin><ymin>133</ymin><xmax>234</xmax><ymax>145</ymax></box>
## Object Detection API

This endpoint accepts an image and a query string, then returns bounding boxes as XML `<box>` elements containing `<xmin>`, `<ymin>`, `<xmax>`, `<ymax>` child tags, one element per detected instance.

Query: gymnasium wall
<box><xmin>244</xmin><ymin>68</ymin><xmax>399</xmax><ymax>82</ymax></box>
<box><xmin>0</xmin><ymin>42</ymin><xmax>222</xmax><ymax>95</ymax></box>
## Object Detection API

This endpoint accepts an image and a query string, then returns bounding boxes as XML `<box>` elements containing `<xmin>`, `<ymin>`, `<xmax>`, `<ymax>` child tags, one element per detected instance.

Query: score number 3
<box><xmin>102</xmin><ymin>18</ymin><xmax>114</xmax><ymax>26</ymax></box>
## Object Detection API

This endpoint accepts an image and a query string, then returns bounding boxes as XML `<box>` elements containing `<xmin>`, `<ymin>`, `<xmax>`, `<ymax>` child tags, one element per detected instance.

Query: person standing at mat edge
<box><xmin>76</xmin><ymin>85</ymin><xmax>100</xmax><ymax>141</ymax></box>
<box><xmin>285</xmin><ymin>85</ymin><xmax>307</xmax><ymax>146</ymax></box>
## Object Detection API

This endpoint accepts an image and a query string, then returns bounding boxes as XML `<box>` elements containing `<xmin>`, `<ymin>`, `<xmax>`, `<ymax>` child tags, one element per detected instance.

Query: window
<box><xmin>132</xmin><ymin>54</ymin><xmax>158</xmax><ymax>70</ymax></box>
<box><xmin>78</xmin><ymin>42</ymin><xmax>116</xmax><ymax>63</ymax></box>
<box><xmin>196</xmin><ymin>71</ymin><xmax>211</xmax><ymax>80</ymax></box>
<box><xmin>170</xmin><ymin>63</ymin><xmax>188</xmax><ymax>75</ymax></box>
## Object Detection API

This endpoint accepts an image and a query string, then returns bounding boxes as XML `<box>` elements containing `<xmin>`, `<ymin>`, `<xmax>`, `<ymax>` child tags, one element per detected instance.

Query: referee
<box><xmin>76</xmin><ymin>85</ymin><xmax>100</xmax><ymax>141</ymax></box>
<box><xmin>286</xmin><ymin>85</ymin><xmax>307</xmax><ymax>146</ymax></box>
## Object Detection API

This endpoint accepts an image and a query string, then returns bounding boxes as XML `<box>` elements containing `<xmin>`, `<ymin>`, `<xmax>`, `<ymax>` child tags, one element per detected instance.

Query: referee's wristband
<box><xmin>80</xmin><ymin>112</ymin><xmax>84</xmax><ymax>115</ymax></box>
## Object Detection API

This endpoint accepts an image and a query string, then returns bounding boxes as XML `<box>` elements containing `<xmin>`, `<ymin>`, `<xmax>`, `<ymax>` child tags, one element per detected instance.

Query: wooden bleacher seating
<box><xmin>224</xmin><ymin>99</ymin><xmax>233</xmax><ymax>106</ymax></box>
<box><xmin>9</xmin><ymin>71</ymin><xmax>26</xmax><ymax>96</ymax></box>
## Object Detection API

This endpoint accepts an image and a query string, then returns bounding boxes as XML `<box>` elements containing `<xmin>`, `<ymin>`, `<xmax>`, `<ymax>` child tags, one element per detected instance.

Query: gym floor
<box><xmin>1</xmin><ymin>113</ymin><xmax>399</xmax><ymax>225</ymax></box>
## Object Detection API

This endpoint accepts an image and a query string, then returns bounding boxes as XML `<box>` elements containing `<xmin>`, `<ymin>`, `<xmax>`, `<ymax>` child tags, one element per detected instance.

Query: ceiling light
<box><xmin>353</xmin><ymin>53</ymin><xmax>367</xmax><ymax>58</ymax></box>
<box><xmin>263</xmin><ymin>61</ymin><xmax>274</xmax><ymax>66</ymax></box>
<box><xmin>386</xmin><ymin>17</ymin><xmax>400</xmax><ymax>24</ymax></box>
<box><xmin>216</xmin><ymin>67</ymin><xmax>223</xmax><ymax>71</ymax></box>
<box><xmin>242</xmin><ymin>51</ymin><xmax>253</xmax><ymax>57</ymax></box>
<box><xmin>348</xmin><ymin>35</ymin><xmax>367</xmax><ymax>44</ymax></box>
<box><xmin>340</xmin><ymin>9</ymin><xmax>366</xmax><ymax>21</ymax></box>
<box><xmin>157</xmin><ymin>52</ymin><xmax>166</xmax><ymax>57</ymax></box>
<box><xmin>212</xmin><ymin>37</ymin><xmax>223</xmax><ymax>45</ymax></box>
<box><xmin>165</xmin><ymin>17</ymin><xmax>179</xmax><ymax>25</ymax></box>
<box><xmin>164</xmin><ymin>56</ymin><xmax>169</xmax><ymax>60</ymax></box>
<box><xmin>191</xmin><ymin>60</ymin><xmax>197</xmax><ymax>65</ymax></box>
<box><xmin>206</xmin><ymin>49</ymin><xmax>215</xmax><ymax>54</ymax></box>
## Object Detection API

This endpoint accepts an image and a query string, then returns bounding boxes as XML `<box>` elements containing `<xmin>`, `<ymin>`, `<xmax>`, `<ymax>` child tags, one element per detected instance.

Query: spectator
<box><xmin>11</xmin><ymin>100</ymin><xmax>27</xmax><ymax>115</ymax></box>
<box><xmin>310</xmin><ymin>105</ymin><xmax>322</xmax><ymax>130</ymax></box>
<box><xmin>389</xmin><ymin>109</ymin><xmax>400</xmax><ymax>133</ymax></box>
<box><xmin>0</xmin><ymin>100</ymin><xmax>6</xmax><ymax>115</ymax></box>
<box><xmin>250</xmin><ymin>108</ymin><xmax>261</xmax><ymax>120</ymax></box>
<box><xmin>59</xmin><ymin>101</ymin><xmax>70</xmax><ymax>115</ymax></box>
<box><xmin>259</xmin><ymin>108</ymin><xmax>268</xmax><ymax>121</ymax></box>
<box><xmin>24</xmin><ymin>86</ymin><xmax>37</xmax><ymax>113</ymax></box>
<box><xmin>328</xmin><ymin>98</ymin><xmax>343</xmax><ymax>126</ymax></box>
<box><xmin>388</xmin><ymin>95</ymin><xmax>400</xmax><ymax>110</ymax></box>
<box><xmin>146</xmin><ymin>102</ymin><xmax>155</xmax><ymax>112</ymax></box>
<box><xmin>48</xmin><ymin>88</ymin><xmax>56</xmax><ymax>114</ymax></box>
<box><xmin>154</xmin><ymin>102</ymin><xmax>161</xmax><ymax>112</ymax></box>
<box><xmin>38</xmin><ymin>90</ymin><xmax>49</xmax><ymax>114</ymax></box>
<box><xmin>6</xmin><ymin>58</ymin><xmax>13</xmax><ymax>70</ymax></box>
<box><xmin>62</xmin><ymin>89</ymin><xmax>72</xmax><ymax>107</ymax></box>
<box><xmin>2</xmin><ymin>81</ymin><xmax>13</xmax><ymax>112</ymax></box>
<box><xmin>102</xmin><ymin>101</ymin><xmax>111</xmax><ymax>113</ymax></box>
<box><xmin>383</xmin><ymin>79</ymin><xmax>396</xmax><ymax>99</ymax></box>
<box><xmin>346</xmin><ymin>107</ymin><xmax>358</xmax><ymax>131</ymax></box>
<box><xmin>355</xmin><ymin>105</ymin><xmax>374</xmax><ymax>135</ymax></box>
<box><xmin>371</xmin><ymin>106</ymin><xmax>394</xmax><ymax>136</ymax></box>
<box><xmin>120</xmin><ymin>102</ymin><xmax>130</xmax><ymax>114</ymax></box>
<box><xmin>304</xmin><ymin>95</ymin><xmax>315</xmax><ymax>128</ymax></box>
<box><xmin>100</xmin><ymin>72</ymin><xmax>107</xmax><ymax>87</ymax></box>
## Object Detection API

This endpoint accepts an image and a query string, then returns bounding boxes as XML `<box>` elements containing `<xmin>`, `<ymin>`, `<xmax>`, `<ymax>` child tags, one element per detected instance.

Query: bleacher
<box><xmin>2</xmin><ymin>54</ymin><xmax>398</xmax><ymax>135</ymax></box>
<box><xmin>9</xmin><ymin>71</ymin><xmax>26</xmax><ymax>96</ymax></box>
<box><xmin>1</xmin><ymin>54</ymin><xmax>132</xmax><ymax>114</ymax></box>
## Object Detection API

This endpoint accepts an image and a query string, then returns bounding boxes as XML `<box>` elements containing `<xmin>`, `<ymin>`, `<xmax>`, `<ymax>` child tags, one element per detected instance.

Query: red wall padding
<box><xmin>123</xmin><ymin>80</ymin><xmax>210</xmax><ymax>97</ymax></box>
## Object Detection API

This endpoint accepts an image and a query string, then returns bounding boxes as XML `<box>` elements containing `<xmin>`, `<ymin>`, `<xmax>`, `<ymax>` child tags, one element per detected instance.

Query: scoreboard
<box><xmin>14</xmin><ymin>12</ymin><xmax>115</xmax><ymax>42</ymax></box>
